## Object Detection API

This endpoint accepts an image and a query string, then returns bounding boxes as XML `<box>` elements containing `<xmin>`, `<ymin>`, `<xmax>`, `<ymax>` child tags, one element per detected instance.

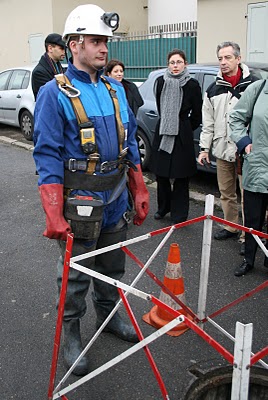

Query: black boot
<box><xmin>93</xmin><ymin>298</ymin><xmax>139</xmax><ymax>343</ymax></box>
<box><xmin>63</xmin><ymin>319</ymin><xmax>89</xmax><ymax>376</ymax></box>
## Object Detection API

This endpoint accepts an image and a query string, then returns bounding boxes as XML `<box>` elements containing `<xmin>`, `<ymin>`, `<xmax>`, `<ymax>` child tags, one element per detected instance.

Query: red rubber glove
<box><xmin>39</xmin><ymin>183</ymin><xmax>71</xmax><ymax>241</ymax></box>
<box><xmin>128</xmin><ymin>164</ymin><xmax>149</xmax><ymax>226</ymax></box>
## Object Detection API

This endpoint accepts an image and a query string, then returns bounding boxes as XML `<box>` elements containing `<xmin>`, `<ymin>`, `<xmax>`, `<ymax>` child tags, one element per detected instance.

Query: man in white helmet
<box><xmin>33</xmin><ymin>4</ymin><xmax>149</xmax><ymax>376</ymax></box>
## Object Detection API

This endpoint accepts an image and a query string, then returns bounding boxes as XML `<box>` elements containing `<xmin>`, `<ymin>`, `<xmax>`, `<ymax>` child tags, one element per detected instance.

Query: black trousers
<box><xmin>244</xmin><ymin>189</ymin><xmax>268</xmax><ymax>266</ymax></box>
<box><xmin>156</xmin><ymin>176</ymin><xmax>189</xmax><ymax>223</ymax></box>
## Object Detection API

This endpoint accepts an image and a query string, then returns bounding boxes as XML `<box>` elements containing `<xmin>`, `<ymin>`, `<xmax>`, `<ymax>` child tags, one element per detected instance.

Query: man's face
<box><xmin>72</xmin><ymin>35</ymin><xmax>108</xmax><ymax>74</ymax></box>
<box><xmin>49</xmin><ymin>44</ymin><xmax>65</xmax><ymax>62</ymax></box>
<box><xmin>218</xmin><ymin>46</ymin><xmax>241</xmax><ymax>76</ymax></box>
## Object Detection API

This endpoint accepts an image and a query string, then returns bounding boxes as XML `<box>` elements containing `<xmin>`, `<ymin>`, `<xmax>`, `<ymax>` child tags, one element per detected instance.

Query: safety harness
<box><xmin>55</xmin><ymin>73</ymin><xmax>136</xmax><ymax>237</ymax></box>
<box><xmin>55</xmin><ymin>74</ymin><xmax>137</xmax><ymax>233</ymax></box>
<box><xmin>55</xmin><ymin>73</ymin><xmax>131</xmax><ymax>176</ymax></box>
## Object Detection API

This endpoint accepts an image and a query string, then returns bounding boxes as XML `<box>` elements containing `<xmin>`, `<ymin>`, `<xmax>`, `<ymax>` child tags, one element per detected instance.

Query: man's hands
<box><xmin>197</xmin><ymin>151</ymin><xmax>210</xmax><ymax>167</ymax></box>
<box><xmin>245</xmin><ymin>144</ymin><xmax>252</xmax><ymax>154</ymax></box>
<box><xmin>39</xmin><ymin>183</ymin><xmax>71</xmax><ymax>241</ymax></box>
<box><xmin>128</xmin><ymin>164</ymin><xmax>149</xmax><ymax>226</ymax></box>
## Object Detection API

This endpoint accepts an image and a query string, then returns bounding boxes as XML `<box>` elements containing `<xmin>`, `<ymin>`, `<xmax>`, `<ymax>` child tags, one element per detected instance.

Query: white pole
<box><xmin>197</xmin><ymin>194</ymin><xmax>214</xmax><ymax>328</ymax></box>
<box><xmin>231</xmin><ymin>322</ymin><xmax>253</xmax><ymax>400</ymax></box>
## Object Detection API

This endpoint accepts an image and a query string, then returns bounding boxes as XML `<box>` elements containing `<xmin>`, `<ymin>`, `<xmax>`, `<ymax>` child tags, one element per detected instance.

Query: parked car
<box><xmin>0</xmin><ymin>64</ymin><xmax>68</xmax><ymax>141</ymax></box>
<box><xmin>0</xmin><ymin>66</ymin><xmax>35</xmax><ymax>140</ymax></box>
<box><xmin>136</xmin><ymin>62</ymin><xmax>268</xmax><ymax>171</ymax></box>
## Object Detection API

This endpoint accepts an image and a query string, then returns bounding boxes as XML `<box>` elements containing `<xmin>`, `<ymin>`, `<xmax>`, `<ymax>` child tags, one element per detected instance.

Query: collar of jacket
<box><xmin>66</xmin><ymin>60</ymin><xmax>104</xmax><ymax>84</ymax></box>
<box><xmin>38</xmin><ymin>54</ymin><xmax>55</xmax><ymax>75</ymax></box>
<box><xmin>216</xmin><ymin>63</ymin><xmax>252</xmax><ymax>88</ymax></box>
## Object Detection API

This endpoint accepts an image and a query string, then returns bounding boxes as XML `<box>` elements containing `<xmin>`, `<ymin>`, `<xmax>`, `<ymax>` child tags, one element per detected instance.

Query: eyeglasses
<box><xmin>168</xmin><ymin>60</ymin><xmax>184</xmax><ymax>65</ymax></box>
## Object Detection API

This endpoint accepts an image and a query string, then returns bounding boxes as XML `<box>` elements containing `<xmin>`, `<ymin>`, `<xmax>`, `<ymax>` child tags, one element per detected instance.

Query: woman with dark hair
<box><xmin>150</xmin><ymin>49</ymin><xmax>202</xmax><ymax>224</ymax></box>
<box><xmin>104</xmin><ymin>59</ymin><xmax>144</xmax><ymax>116</ymax></box>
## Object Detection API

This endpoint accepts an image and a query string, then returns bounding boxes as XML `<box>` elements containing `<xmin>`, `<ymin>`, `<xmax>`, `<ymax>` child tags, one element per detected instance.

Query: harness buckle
<box><xmin>88</xmin><ymin>153</ymin><xmax>100</xmax><ymax>162</ymax></box>
<box><xmin>123</xmin><ymin>211</ymin><xmax>132</xmax><ymax>224</ymax></box>
<box><xmin>68</xmin><ymin>158</ymin><xmax>77</xmax><ymax>172</ymax></box>
<box><xmin>58</xmin><ymin>83</ymin><xmax>81</xmax><ymax>98</ymax></box>
<box><xmin>100</xmin><ymin>161</ymin><xmax>108</xmax><ymax>173</ymax></box>
<box><xmin>109</xmin><ymin>88</ymin><xmax>117</xmax><ymax>98</ymax></box>
<box><xmin>118</xmin><ymin>147</ymin><xmax>128</xmax><ymax>160</ymax></box>
<box><xmin>100</xmin><ymin>160</ymin><xmax>118</xmax><ymax>173</ymax></box>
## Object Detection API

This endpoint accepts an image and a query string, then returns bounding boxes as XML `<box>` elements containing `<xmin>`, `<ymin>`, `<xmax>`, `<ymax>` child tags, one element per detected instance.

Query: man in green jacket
<box><xmin>229</xmin><ymin>79</ymin><xmax>268</xmax><ymax>276</ymax></box>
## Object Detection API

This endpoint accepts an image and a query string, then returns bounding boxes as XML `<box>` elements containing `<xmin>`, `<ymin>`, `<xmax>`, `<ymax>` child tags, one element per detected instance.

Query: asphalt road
<box><xmin>0</xmin><ymin>129</ymin><xmax>267</xmax><ymax>400</ymax></box>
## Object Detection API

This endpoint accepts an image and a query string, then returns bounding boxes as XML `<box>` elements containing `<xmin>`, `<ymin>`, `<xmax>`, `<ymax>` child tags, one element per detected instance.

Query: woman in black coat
<box><xmin>150</xmin><ymin>49</ymin><xmax>202</xmax><ymax>224</ymax></box>
<box><xmin>104</xmin><ymin>59</ymin><xmax>144</xmax><ymax>116</ymax></box>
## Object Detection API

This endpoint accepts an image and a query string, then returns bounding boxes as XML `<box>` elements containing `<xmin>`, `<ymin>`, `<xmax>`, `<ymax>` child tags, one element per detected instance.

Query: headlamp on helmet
<box><xmin>101</xmin><ymin>13</ymin><xmax>119</xmax><ymax>32</ymax></box>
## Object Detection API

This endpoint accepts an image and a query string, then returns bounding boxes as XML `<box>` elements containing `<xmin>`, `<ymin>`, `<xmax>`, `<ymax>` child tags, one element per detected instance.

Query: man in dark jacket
<box><xmin>32</xmin><ymin>33</ymin><xmax>65</xmax><ymax>100</ymax></box>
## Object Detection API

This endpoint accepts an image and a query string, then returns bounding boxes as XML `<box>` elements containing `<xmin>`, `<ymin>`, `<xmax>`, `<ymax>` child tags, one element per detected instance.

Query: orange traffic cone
<box><xmin>142</xmin><ymin>243</ymin><xmax>193</xmax><ymax>336</ymax></box>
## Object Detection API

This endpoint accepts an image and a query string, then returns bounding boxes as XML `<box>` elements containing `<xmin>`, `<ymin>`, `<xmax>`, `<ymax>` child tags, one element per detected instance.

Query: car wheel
<box><xmin>136</xmin><ymin>129</ymin><xmax>151</xmax><ymax>170</ymax></box>
<box><xmin>20</xmin><ymin>110</ymin><xmax>34</xmax><ymax>141</ymax></box>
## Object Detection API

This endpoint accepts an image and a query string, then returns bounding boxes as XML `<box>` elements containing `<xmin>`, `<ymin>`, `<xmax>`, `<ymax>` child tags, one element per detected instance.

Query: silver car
<box><xmin>0</xmin><ymin>66</ymin><xmax>35</xmax><ymax>140</ymax></box>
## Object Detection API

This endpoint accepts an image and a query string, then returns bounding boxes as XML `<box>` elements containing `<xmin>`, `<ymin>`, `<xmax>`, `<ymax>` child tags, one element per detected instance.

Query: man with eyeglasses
<box><xmin>33</xmin><ymin>4</ymin><xmax>149</xmax><ymax>375</ymax></box>
<box><xmin>198</xmin><ymin>41</ymin><xmax>258</xmax><ymax>255</ymax></box>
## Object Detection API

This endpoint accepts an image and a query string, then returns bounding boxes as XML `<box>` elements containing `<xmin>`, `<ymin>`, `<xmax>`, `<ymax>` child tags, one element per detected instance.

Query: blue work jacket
<box><xmin>33</xmin><ymin>61</ymin><xmax>140</xmax><ymax>227</ymax></box>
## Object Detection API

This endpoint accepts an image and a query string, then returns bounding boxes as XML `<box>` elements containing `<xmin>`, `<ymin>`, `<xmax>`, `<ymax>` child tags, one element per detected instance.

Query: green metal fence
<box><xmin>107</xmin><ymin>24</ymin><xmax>197</xmax><ymax>82</ymax></box>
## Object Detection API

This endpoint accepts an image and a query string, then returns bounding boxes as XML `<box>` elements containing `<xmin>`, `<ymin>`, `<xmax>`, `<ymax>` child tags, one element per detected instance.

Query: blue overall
<box><xmin>33</xmin><ymin>61</ymin><xmax>140</xmax><ymax>319</ymax></box>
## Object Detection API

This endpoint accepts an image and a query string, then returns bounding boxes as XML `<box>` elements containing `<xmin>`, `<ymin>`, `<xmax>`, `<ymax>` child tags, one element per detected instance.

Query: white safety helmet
<box><xmin>62</xmin><ymin>4</ymin><xmax>119</xmax><ymax>42</ymax></box>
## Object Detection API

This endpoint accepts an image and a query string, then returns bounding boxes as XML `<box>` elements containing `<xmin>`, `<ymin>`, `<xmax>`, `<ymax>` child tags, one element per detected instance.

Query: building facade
<box><xmin>197</xmin><ymin>0</ymin><xmax>268</xmax><ymax>63</ymax></box>
<box><xmin>0</xmin><ymin>0</ymin><xmax>148</xmax><ymax>70</ymax></box>
<box><xmin>148</xmin><ymin>0</ymin><xmax>197</xmax><ymax>27</ymax></box>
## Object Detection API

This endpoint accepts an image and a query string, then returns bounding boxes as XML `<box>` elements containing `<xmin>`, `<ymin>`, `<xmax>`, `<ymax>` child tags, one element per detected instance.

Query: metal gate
<box><xmin>108</xmin><ymin>22</ymin><xmax>197</xmax><ymax>81</ymax></box>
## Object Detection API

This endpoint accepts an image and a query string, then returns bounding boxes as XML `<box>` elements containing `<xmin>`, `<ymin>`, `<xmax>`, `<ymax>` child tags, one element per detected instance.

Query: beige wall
<box><xmin>0</xmin><ymin>0</ymin><xmax>148</xmax><ymax>70</ymax></box>
<box><xmin>0</xmin><ymin>0</ymin><xmax>53</xmax><ymax>69</ymax></box>
<box><xmin>148</xmin><ymin>0</ymin><xmax>197</xmax><ymax>26</ymax></box>
<box><xmin>52</xmin><ymin>0</ymin><xmax>148</xmax><ymax>35</ymax></box>
<box><xmin>197</xmin><ymin>0</ymin><xmax>268</xmax><ymax>62</ymax></box>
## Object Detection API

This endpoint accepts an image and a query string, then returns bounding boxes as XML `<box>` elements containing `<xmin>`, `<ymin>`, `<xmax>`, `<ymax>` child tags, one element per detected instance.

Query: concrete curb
<box><xmin>0</xmin><ymin>135</ymin><xmax>221</xmax><ymax>207</ymax></box>
<box><xmin>0</xmin><ymin>136</ymin><xmax>34</xmax><ymax>151</ymax></box>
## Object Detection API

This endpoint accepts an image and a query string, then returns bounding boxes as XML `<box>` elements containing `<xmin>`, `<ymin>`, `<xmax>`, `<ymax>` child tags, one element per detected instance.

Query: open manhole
<box><xmin>184</xmin><ymin>362</ymin><xmax>268</xmax><ymax>400</ymax></box>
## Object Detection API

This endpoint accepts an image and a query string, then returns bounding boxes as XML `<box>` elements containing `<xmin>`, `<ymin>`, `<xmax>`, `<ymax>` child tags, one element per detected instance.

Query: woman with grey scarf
<box><xmin>149</xmin><ymin>49</ymin><xmax>202</xmax><ymax>224</ymax></box>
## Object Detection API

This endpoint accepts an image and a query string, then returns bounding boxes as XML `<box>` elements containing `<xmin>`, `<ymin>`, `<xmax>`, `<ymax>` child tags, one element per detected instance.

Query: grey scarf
<box><xmin>159</xmin><ymin>67</ymin><xmax>191</xmax><ymax>154</ymax></box>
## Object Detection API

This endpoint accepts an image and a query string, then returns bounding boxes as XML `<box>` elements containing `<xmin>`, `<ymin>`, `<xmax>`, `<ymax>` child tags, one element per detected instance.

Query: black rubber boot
<box><xmin>63</xmin><ymin>319</ymin><xmax>89</xmax><ymax>376</ymax></box>
<box><xmin>93</xmin><ymin>298</ymin><xmax>139</xmax><ymax>343</ymax></box>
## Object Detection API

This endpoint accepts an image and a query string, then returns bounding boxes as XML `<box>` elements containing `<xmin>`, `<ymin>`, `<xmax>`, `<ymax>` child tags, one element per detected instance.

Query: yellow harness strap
<box><xmin>55</xmin><ymin>74</ymin><xmax>88</xmax><ymax>124</ymax></box>
<box><xmin>101</xmin><ymin>76</ymin><xmax>125</xmax><ymax>154</ymax></box>
<box><xmin>55</xmin><ymin>74</ymin><xmax>126</xmax><ymax>173</ymax></box>
<box><xmin>55</xmin><ymin>74</ymin><xmax>98</xmax><ymax>175</ymax></box>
